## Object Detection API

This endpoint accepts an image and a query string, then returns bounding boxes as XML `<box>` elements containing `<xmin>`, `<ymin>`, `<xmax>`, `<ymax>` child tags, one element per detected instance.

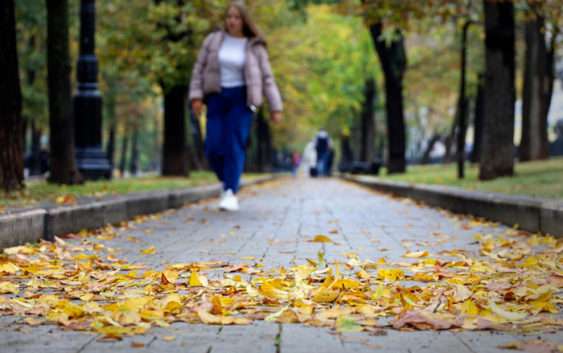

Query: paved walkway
<box><xmin>2</xmin><ymin>178</ymin><xmax>561</xmax><ymax>352</ymax></box>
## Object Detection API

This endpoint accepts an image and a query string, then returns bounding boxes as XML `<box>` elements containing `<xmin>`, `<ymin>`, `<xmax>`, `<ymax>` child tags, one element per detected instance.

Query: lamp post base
<box><xmin>75</xmin><ymin>147</ymin><xmax>112</xmax><ymax>180</ymax></box>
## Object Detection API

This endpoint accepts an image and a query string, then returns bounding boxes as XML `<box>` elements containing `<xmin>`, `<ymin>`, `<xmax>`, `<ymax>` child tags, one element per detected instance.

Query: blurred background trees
<box><xmin>2</xmin><ymin>0</ymin><xmax>562</xmax><ymax>192</ymax></box>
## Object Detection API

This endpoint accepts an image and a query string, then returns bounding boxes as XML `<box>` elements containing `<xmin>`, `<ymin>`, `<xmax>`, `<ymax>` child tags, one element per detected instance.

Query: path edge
<box><xmin>341</xmin><ymin>174</ymin><xmax>563</xmax><ymax>238</ymax></box>
<box><xmin>0</xmin><ymin>175</ymin><xmax>279</xmax><ymax>249</ymax></box>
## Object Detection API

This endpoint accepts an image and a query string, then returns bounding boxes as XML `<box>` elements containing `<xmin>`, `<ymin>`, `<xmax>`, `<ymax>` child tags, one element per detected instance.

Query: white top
<box><xmin>218</xmin><ymin>34</ymin><xmax>248</xmax><ymax>88</ymax></box>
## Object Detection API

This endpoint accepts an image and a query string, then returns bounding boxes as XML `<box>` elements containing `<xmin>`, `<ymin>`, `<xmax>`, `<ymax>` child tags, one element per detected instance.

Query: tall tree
<box><xmin>470</xmin><ymin>73</ymin><xmax>485</xmax><ymax>163</ymax></box>
<box><xmin>479</xmin><ymin>0</ymin><xmax>515</xmax><ymax>181</ymax></box>
<box><xmin>106</xmin><ymin>123</ymin><xmax>116</xmax><ymax>171</ymax></box>
<box><xmin>161</xmin><ymin>84</ymin><xmax>189</xmax><ymax>176</ymax></box>
<box><xmin>119</xmin><ymin>135</ymin><xmax>129</xmax><ymax>177</ymax></box>
<box><xmin>520</xmin><ymin>4</ymin><xmax>559</xmax><ymax>161</ymax></box>
<box><xmin>360</xmin><ymin>77</ymin><xmax>376</xmax><ymax>163</ymax></box>
<box><xmin>252</xmin><ymin>108</ymin><xmax>274</xmax><ymax>172</ymax></box>
<box><xmin>456</xmin><ymin>18</ymin><xmax>472</xmax><ymax>179</ymax></box>
<box><xmin>189</xmin><ymin>111</ymin><xmax>206</xmax><ymax>170</ymax></box>
<box><xmin>16</xmin><ymin>1</ymin><xmax>49</xmax><ymax>172</ymax></box>
<box><xmin>24</xmin><ymin>35</ymin><xmax>41</xmax><ymax>175</ymax></box>
<box><xmin>522</xmin><ymin>0</ymin><xmax>562</xmax><ymax>161</ymax></box>
<box><xmin>421</xmin><ymin>133</ymin><xmax>441</xmax><ymax>165</ymax></box>
<box><xmin>129</xmin><ymin>127</ymin><xmax>139</xmax><ymax>176</ymax></box>
<box><xmin>0</xmin><ymin>0</ymin><xmax>24</xmax><ymax>192</ymax></box>
<box><xmin>29</xmin><ymin>120</ymin><xmax>43</xmax><ymax>176</ymax></box>
<box><xmin>369</xmin><ymin>23</ymin><xmax>407</xmax><ymax>174</ymax></box>
<box><xmin>46</xmin><ymin>0</ymin><xmax>82</xmax><ymax>184</ymax></box>
<box><xmin>150</xmin><ymin>0</ymin><xmax>221</xmax><ymax>176</ymax></box>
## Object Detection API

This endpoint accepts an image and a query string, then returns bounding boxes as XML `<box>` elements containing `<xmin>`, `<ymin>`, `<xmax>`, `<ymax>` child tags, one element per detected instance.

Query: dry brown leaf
<box><xmin>497</xmin><ymin>339</ymin><xmax>562</xmax><ymax>353</ymax></box>
<box><xmin>392</xmin><ymin>311</ymin><xmax>463</xmax><ymax>330</ymax></box>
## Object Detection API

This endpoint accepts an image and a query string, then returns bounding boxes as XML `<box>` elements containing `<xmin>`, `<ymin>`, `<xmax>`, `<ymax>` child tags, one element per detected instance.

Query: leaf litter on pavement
<box><xmin>0</xmin><ymin>218</ymin><xmax>562</xmax><ymax>341</ymax></box>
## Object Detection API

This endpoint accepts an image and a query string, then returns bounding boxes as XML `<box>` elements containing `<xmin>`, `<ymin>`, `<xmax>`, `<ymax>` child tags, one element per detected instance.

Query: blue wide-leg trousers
<box><xmin>205</xmin><ymin>86</ymin><xmax>253</xmax><ymax>193</ymax></box>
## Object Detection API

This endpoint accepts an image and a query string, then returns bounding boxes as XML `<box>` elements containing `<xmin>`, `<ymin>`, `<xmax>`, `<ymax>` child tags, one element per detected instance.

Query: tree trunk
<box><xmin>479</xmin><ymin>1</ymin><xmax>515</xmax><ymax>181</ymax></box>
<box><xmin>22</xmin><ymin>117</ymin><xmax>28</xmax><ymax>157</ymax></box>
<box><xmin>254</xmin><ymin>109</ymin><xmax>273</xmax><ymax>172</ymax></box>
<box><xmin>444</xmin><ymin>117</ymin><xmax>457</xmax><ymax>163</ymax></box>
<box><xmin>119</xmin><ymin>134</ymin><xmax>128</xmax><ymax>177</ymax></box>
<box><xmin>104</xmin><ymin>81</ymin><xmax>117</xmax><ymax>171</ymax></box>
<box><xmin>161</xmin><ymin>84</ymin><xmax>189</xmax><ymax>176</ymax></box>
<box><xmin>0</xmin><ymin>0</ymin><xmax>24</xmax><ymax>192</ymax></box>
<box><xmin>189</xmin><ymin>111</ymin><xmax>205</xmax><ymax>170</ymax></box>
<box><xmin>340</xmin><ymin>133</ymin><xmax>354</xmax><ymax>164</ymax></box>
<box><xmin>106</xmin><ymin>122</ymin><xmax>116</xmax><ymax>172</ymax></box>
<box><xmin>153</xmin><ymin>112</ymin><xmax>161</xmax><ymax>171</ymax></box>
<box><xmin>30</xmin><ymin>120</ymin><xmax>43</xmax><ymax>176</ymax></box>
<box><xmin>369</xmin><ymin>23</ymin><xmax>407</xmax><ymax>174</ymax></box>
<box><xmin>456</xmin><ymin>20</ymin><xmax>471</xmax><ymax>179</ymax></box>
<box><xmin>23</xmin><ymin>36</ymin><xmax>37</xmax><ymax>172</ymax></box>
<box><xmin>471</xmin><ymin>74</ymin><xmax>485</xmax><ymax>163</ymax></box>
<box><xmin>46</xmin><ymin>0</ymin><xmax>82</xmax><ymax>184</ymax></box>
<box><xmin>360</xmin><ymin>78</ymin><xmax>376</xmax><ymax>163</ymax></box>
<box><xmin>23</xmin><ymin>36</ymin><xmax>37</xmax><ymax>155</ymax></box>
<box><xmin>421</xmin><ymin>133</ymin><xmax>441</xmax><ymax>165</ymax></box>
<box><xmin>129</xmin><ymin>128</ymin><xmax>139</xmax><ymax>176</ymax></box>
<box><xmin>520</xmin><ymin>13</ymin><xmax>548</xmax><ymax>161</ymax></box>
<box><xmin>543</xmin><ymin>28</ymin><xmax>558</xmax><ymax>155</ymax></box>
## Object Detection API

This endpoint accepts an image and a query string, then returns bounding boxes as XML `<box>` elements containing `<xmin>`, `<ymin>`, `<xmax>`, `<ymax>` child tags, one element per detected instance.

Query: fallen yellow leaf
<box><xmin>0</xmin><ymin>263</ymin><xmax>20</xmax><ymax>274</ymax></box>
<box><xmin>259</xmin><ymin>280</ymin><xmax>289</xmax><ymax>300</ymax></box>
<box><xmin>0</xmin><ymin>281</ymin><xmax>19</xmax><ymax>294</ymax></box>
<box><xmin>404</xmin><ymin>250</ymin><xmax>429</xmax><ymax>258</ymax></box>
<box><xmin>460</xmin><ymin>299</ymin><xmax>480</xmax><ymax>316</ymax></box>
<box><xmin>266</xmin><ymin>307</ymin><xmax>300</xmax><ymax>323</ymax></box>
<box><xmin>197</xmin><ymin>309</ymin><xmax>251</xmax><ymax>325</ymax></box>
<box><xmin>140</xmin><ymin>246</ymin><xmax>156</xmax><ymax>255</ymax></box>
<box><xmin>308</xmin><ymin>235</ymin><xmax>335</xmax><ymax>244</ymax></box>
<box><xmin>312</xmin><ymin>287</ymin><xmax>340</xmax><ymax>303</ymax></box>
<box><xmin>377</xmin><ymin>268</ymin><xmax>405</xmax><ymax>281</ymax></box>
<box><xmin>489</xmin><ymin>302</ymin><xmax>527</xmax><ymax>322</ymax></box>
<box><xmin>161</xmin><ymin>270</ymin><xmax>179</xmax><ymax>285</ymax></box>
<box><xmin>55</xmin><ymin>194</ymin><xmax>77</xmax><ymax>205</ymax></box>
<box><xmin>189</xmin><ymin>271</ymin><xmax>208</xmax><ymax>287</ymax></box>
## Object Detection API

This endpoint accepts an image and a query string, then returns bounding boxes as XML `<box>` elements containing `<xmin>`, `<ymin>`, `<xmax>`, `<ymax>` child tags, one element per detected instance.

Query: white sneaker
<box><xmin>219</xmin><ymin>189</ymin><xmax>239</xmax><ymax>211</ymax></box>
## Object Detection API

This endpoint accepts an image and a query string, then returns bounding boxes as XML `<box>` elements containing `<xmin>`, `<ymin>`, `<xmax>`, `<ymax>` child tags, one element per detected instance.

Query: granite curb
<box><xmin>342</xmin><ymin>174</ymin><xmax>563</xmax><ymax>237</ymax></box>
<box><xmin>0</xmin><ymin>175</ymin><xmax>278</xmax><ymax>249</ymax></box>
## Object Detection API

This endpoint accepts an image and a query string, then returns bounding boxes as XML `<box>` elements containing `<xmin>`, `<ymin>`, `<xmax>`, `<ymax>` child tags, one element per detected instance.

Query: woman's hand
<box><xmin>270</xmin><ymin>111</ymin><xmax>282</xmax><ymax>124</ymax></box>
<box><xmin>192</xmin><ymin>99</ymin><xmax>204</xmax><ymax>116</ymax></box>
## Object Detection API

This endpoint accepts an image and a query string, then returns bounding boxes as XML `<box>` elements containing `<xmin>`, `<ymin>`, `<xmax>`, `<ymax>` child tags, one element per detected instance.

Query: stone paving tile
<box><xmin>1</xmin><ymin>323</ymin><xmax>97</xmax><ymax>353</ymax></box>
<box><xmin>339</xmin><ymin>330</ymin><xmax>474</xmax><ymax>353</ymax></box>
<box><xmin>210</xmin><ymin>322</ymin><xmax>278</xmax><ymax>353</ymax></box>
<box><xmin>81</xmin><ymin>324</ymin><xmax>220</xmax><ymax>353</ymax></box>
<box><xmin>1</xmin><ymin>177</ymin><xmax>560</xmax><ymax>353</ymax></box>
<box><xmin>452</xmin><ymin>330</ymin><xmax>563</xmax><ymax>353</ymax></box>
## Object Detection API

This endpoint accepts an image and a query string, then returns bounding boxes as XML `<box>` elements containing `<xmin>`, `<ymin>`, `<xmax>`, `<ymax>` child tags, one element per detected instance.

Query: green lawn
<box><xmin>0</xmin><ymin>172</ymin><xmax>264</xmax><ymax>209</ymax></box>
<box><xmin>379</xmin><ymin>157</ymin><xmax>563</xmax><ymax>200</ymax></box>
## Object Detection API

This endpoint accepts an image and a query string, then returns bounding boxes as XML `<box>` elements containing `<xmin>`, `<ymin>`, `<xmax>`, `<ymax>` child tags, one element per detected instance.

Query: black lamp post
<box><xmin>74</xmin><ymin>0</ymin><xmax>111</xmax><ymax>179</ymax></box>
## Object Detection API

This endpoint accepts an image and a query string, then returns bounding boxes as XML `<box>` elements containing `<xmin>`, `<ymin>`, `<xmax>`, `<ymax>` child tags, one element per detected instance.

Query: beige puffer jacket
<box><xmin>189</xmin><ymin>31</ymin><xmax>283</xmax><ymax>112</ymax></box>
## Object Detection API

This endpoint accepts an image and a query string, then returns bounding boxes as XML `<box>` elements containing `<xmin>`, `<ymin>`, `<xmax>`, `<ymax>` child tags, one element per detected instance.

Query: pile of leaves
<box><xmin>0</xmin><ymin>227</ymin><xmax>561</xmax><ymax>340</ymax></box>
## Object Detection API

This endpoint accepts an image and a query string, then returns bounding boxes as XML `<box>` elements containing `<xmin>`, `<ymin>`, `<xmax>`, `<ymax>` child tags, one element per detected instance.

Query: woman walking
<box><xmin>189</xmin><ymin>2</ymin><xmax>283</xmax><ymax>211</ymax></box>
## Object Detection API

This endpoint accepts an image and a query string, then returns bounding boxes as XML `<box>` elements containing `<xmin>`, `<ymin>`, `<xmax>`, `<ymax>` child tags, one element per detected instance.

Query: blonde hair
<box><xmin>224</xmin><ymin>2</ymin><xmax>265</xmax><ymax>42</ymax></box>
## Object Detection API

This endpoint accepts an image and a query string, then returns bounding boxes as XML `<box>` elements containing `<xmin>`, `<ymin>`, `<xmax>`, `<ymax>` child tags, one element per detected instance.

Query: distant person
<box><xmin>24</xmin><ymin>149</ymin><xmax>49</xmax><ymax>177</ymax></box>
<box><xmin>302</xmin><ymin>140</ymin><xmax>317</xmax><ymax>177</ymax></box>
<box><xmin>189</xmin><ymin>2</ymin><xmax>283</xmax><ymax>211</ymax></box>
<box><xmin>549</xmin><ymin>119</ymin><xmax>563</xmax><ymax>156</ymax></box>
<box><xmin>314</xmin><ymin>129</ymin><xmax>332</xmax><ymax>176</ymax></box>
<box><xmin>291</xmin><ymin>151</ymin><xmax>301</xmax><ymax>176</ymax></box>
<box><xmin>326</xmin><ymin>146</ymin><xmax>335</xmax><ymax>177</ymax></box>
